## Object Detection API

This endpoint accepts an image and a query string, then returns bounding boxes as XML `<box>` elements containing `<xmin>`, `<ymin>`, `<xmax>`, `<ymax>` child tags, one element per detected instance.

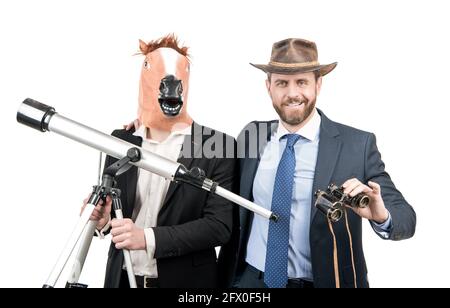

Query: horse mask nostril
<box><xmin>159</xmin><ymin>82</ymin><xmax>167</xmax><ymax>94</ymax></box>
<box><xmin>159</xmin><ymin>75</ymin><xmax>183</xmax><ymax>98</ymax></box>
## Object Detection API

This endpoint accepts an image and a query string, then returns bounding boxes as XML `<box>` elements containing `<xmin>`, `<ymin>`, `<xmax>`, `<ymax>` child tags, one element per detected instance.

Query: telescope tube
<box><xmin>17</xmin><ymin>98</ymin><xmax>276</xmax><ymax>221</ymax></box>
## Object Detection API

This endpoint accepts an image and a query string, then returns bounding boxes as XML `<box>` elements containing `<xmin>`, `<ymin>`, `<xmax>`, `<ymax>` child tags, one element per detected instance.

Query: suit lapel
<box><xmin>240</xmin><ymin>121</ymin><xmax>278</xmax><ymax>202</ymax></box>
<box><xmin>239</xmin><ymin>121</ymin><xmax>278</xmax><ymax>240</ymax></box>
<box><xmin>310</xmin><ymin>110</ymin><xmax>342</xmax><ymax>223</ymax></box>
<box><xmin>161</xmin><ymin>122</ymin><xmax>201</xmax><ymax>209</ymax></box>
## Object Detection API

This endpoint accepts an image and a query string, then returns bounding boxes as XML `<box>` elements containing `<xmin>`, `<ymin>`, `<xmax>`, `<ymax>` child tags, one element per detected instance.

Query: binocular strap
<box><xmin>326</xmin><ymin>208</ymin><xmax>358</xmax><ymax>288</ymax></box>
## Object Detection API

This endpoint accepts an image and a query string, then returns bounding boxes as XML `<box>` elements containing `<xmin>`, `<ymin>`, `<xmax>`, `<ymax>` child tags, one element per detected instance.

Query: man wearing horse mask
<box><xmin>82</xmin><ymin>34</ymin><xmax>236</xmax><ymax>288</ymax></box>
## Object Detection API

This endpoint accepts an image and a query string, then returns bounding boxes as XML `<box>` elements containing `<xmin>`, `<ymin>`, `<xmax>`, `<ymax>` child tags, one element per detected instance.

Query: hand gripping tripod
<box><xmin>43</xmin><ymin>148</ymin><xmax>142</xmax><ymax>288</ymax></box>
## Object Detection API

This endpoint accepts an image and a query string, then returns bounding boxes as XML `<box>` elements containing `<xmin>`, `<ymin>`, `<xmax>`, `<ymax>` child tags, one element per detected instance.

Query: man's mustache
<box><xmin>281</xmin><ymin>98</ymin><xmax>307</xmax><ymax>106</ymax></box>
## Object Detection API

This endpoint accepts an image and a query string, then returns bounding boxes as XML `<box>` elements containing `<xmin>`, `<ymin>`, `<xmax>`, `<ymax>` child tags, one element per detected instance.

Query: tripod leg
<box><xmin>111</xmin><ymin>192</ymin><xmax>137</xmax><ymax>288</ymax></box>
<box><xmin>66</xmin><ymin>220</ymin><xmax>97</xmax><ymax>288</ymax></box>
<box><xmin>43</xmin><ymin>202</ymin><xmax>97</xmax><ymax>288</ymax></box>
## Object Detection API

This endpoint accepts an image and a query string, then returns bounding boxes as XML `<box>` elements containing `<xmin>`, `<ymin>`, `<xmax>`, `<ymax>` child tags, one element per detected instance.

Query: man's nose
<box><xmin>159</xmin><ymin>75</ymin><xmax>183</xmax><ymax>97</ymax></box>
<box><xmin>286</xmin><ymin>83</ymin><xmax>300</xmax><ymax>99</ymax></box>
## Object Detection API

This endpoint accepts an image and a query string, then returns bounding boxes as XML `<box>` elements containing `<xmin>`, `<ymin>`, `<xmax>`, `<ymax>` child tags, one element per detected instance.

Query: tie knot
<box><xmin>284</xmin><ymin>134</ymin><xmax>301</xmax><ymax>148</ymax></box>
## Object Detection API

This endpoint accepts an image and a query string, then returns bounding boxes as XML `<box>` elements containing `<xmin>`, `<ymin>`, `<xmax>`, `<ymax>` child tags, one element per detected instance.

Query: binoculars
<box><xmin>314</xmin><ymin>184</ymin><xmax>370</xmax><ymax>222</ymax></box>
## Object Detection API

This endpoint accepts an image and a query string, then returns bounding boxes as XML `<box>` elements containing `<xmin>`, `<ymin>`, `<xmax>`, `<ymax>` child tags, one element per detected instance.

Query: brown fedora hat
<box><xmin>250</xmin><ymin>38</ymin><xmax>337</xmax><ymax>76</ymax></box>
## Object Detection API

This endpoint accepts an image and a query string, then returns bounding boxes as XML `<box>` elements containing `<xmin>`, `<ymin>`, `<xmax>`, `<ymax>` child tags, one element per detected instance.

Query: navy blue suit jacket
<box><xmin>219</xmin><ymin>109</ymin><xmax>416</xmax><ymax>288</ymax></box>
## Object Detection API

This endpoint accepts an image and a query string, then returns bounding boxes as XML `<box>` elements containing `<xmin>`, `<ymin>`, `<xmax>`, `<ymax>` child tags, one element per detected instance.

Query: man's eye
<box><xmin>277</xmin><ymin>81</ymin><xmax>287</xmax><ymax>87</ymax></box>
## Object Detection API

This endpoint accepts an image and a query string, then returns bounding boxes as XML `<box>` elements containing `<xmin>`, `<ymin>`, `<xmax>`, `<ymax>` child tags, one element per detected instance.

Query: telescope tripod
<box><xmin>43</xmin><ymin>148</ymin><xmax>142</xmax><ymax>288</ymax></box>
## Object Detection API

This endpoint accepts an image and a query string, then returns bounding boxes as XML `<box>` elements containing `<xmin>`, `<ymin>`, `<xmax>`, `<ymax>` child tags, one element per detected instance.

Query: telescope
<box><xmin>17</xmin><ymin>98</ymin><xmax>276</xmax><ymax>221</ymax></box>
<box><xmin>17</xmin><ymin>98</ymin><xmax>278</xmax><ymax>288</ymax></box>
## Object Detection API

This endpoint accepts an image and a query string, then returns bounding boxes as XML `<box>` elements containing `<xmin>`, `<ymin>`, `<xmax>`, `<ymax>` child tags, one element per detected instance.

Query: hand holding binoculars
<box><xmin>314</xmin><ymin>184</ymin><xmax>370</xmax><ymax>222</ymax></box>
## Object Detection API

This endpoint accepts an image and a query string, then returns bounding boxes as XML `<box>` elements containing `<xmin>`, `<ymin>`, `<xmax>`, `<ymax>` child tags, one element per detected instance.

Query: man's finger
<box><xmin>80</xmin><ymin>204</ymin><xmax>86</xmax><ymax>216</ymax></box>
<box><xmin>343</xmin><ymin>179</ymin><xmax>360</xmax><ymax>194</ymax></box>
<box><xmin>83</xmin><ymin>193</ymin><xmax>92</xmax><ymax>205</ymax></box>
<box><xmin>91</xmin><ymin>209</ymin><xmax>104</xmax><ymax>218</ymax></box>
<box><xmin>90</xmin><ymin>213</ymin><xmax>101</xmax><ymax>221</ymax></box>
<box><xmin>111</xmin><ymin>219</ymin><xmax>125</xmax><ymax>228</ymax></box>
<box><xmin>342</xmin><ymin>178</ymin><xmax>358</xmax><ymax>187</ymax></box>
<box><xmin>94</xmin><ymin>204</ymin><xmax>105</xmax><ymax>213</ymax></box>
<box><xmin>348</xmin><ymin>184</ymin><xmax>371</xmax><ymax>197</ymax></box>
<box><xmin>125</xmin><ymin>122</ymin><xmax>133</xmax><ymax>130</ymax></box>
<box><xmin>110</xmin><ymin>225</ymin><xmax>130</xmax><ymax>236</ymax></box>
<box><xmin>115</xmin><ymin>243</ymin><xmax>124</xmax><ymax>250</ymax></box>
<box><xmin>115</xmin><ymin>240</ymin><xmax>130</xmax><ymax>250</ymax></box>
<box><xmin>110</xmin><ymin>226</ymin><xmax>124</xmax><ymax>236</ymax></box>
<box><xmin>347</xmin><ymin>204</ymin><xmax>371</xmax><ymax>219</ymax></box>
<box><xmin>112</xmin><ymin>233</ymin><xmax>129</xmax><ymax>244</ymax></box>
<box><xmin>368</xmin><ymin>181</ymin><xmax>381</xmax><ymax>195</ymax></box>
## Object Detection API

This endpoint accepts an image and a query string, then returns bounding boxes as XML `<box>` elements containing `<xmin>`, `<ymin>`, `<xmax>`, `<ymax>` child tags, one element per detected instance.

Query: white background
<box><xmin>0</xmin><ymin>0</ymin><xmax>449</xmax><ymax>288</ymax></box>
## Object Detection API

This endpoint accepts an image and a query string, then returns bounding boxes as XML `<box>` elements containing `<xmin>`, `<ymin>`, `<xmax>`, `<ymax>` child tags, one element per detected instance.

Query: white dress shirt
<box><xmin>126</xmin><ymin>125</ymin><xmax>191</xmax><ymax>277</ymax></box>
<box><xmin>247</xmin><ymin>109</ymin><xmax>321</xmax><ymax>279</ymax></box>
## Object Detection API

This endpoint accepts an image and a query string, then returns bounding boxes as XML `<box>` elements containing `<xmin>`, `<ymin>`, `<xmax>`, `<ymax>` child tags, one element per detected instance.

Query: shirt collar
<box><xmin>133</xmin><ymin>125</ymin><xmax>192</xmax><ymax>144</ymax></box>
<box><xmin>276</xmin><ymin>108</ymin><xmax>321</xmax><ymax>142</ymax></box>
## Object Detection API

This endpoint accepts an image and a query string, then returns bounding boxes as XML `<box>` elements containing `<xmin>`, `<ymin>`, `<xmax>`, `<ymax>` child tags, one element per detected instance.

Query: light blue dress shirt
<box><xmin>246</xmin><ymin>109</ymin><xmax>392</xmax><ymax>280</ymax></box>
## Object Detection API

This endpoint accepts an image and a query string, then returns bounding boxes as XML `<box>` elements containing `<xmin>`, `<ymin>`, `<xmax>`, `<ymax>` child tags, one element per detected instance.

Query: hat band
<box><xmin>268</xmin><ymin>60</ymin><xmax>319</xmax><ymax>68</ymax></box>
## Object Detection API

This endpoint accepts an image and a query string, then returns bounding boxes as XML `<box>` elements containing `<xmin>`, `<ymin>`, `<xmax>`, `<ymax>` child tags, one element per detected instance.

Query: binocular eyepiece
<box><xmin>314</xmin><ymin>190</ymin><xmax>344</xmax><ymax>223</ymax></box>
<box><xmin>314</xmin><ymin>183</ymin><xmax>370</xmax><ymax>223</ymax></box>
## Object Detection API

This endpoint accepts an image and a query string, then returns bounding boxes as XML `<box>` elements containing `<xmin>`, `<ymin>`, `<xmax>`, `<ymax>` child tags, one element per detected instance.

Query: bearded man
<box><xmin>220</xmin><ymin>38</ymin><xmax>416</xmax><ymax>288</ymax></box>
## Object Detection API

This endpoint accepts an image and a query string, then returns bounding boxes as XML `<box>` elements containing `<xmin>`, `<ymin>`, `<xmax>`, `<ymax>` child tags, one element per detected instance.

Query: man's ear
<box><xmin>316</xmin><ymin>76</ymin><xmax>323</xmax><ymax>96</ymax></box>
<box><xmin>139</xmin><ymin>39</ymin><xmax>148</xmax><ymax>54</ymax></box>
<box><xmin>265</xmin><ymin>79</ymin><xmax>271</xmax><ymax>93</ymax></box>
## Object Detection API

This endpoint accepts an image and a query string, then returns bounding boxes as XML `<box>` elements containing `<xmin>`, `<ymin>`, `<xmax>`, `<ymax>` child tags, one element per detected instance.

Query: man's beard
<box><xmin>273</xmin><ymin>97</ymin><xmax>316</xmax><ymax>126</ymax></box>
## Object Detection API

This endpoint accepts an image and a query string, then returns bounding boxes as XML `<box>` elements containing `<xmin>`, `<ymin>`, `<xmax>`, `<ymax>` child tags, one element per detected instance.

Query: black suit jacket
<box><xmin>103</xmin><ymin>122</ymin><xmax>237</xmax><ymax>288</ymax></box>
<box><xmin>220</xmin><ymin>109</ymin><xmax>416</xmax><ymax>288</ymax></box>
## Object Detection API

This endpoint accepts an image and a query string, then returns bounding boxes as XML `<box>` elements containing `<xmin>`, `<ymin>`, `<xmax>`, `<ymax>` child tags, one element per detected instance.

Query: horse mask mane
<box><xmin>138</xmin><ymin>34</ymin><xmax>193</xmax><ymax>132</ymax></box>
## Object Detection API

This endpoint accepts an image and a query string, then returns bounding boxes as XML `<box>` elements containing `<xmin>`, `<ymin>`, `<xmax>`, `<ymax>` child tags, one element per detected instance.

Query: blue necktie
<box><xmin>264</xmin><ymin>134</ymin><xmax>301</xmax><ymax>288</ymax></box>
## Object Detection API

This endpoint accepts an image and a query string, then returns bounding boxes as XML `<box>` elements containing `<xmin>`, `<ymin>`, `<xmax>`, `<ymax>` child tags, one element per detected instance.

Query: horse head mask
<box><xmin>138</xmin><ymin>34</ymin><xmax>193</xmax><ymax>131</ymax></box>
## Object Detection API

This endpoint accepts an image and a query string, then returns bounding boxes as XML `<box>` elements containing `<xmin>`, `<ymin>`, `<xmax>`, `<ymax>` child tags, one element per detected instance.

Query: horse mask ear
<box><xmin>139</xmin><ymin>39</ymin><xmax>149</xmax><ymax>54</ymax></box>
